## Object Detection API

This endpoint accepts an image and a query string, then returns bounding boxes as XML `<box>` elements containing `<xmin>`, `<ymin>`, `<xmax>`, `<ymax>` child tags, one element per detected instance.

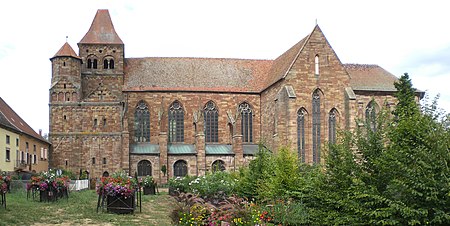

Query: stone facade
<box><xmin>48</xmin><ymin>10</ymin><xmax>418</xmax><ymax>183</ymax></box>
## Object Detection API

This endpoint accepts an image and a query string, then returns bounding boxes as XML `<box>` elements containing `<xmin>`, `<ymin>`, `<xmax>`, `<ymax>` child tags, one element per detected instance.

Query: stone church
<box><xmin>49</xmin><ymin>9</ymin><xmax>407</xmax><ymax>183</ymax></box>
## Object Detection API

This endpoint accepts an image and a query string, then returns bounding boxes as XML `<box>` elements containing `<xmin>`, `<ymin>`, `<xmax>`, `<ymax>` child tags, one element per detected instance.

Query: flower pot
<box><xmin>107</xmin><ymin>195</ymin><xmax>135</xmax><ymax>214</ymax></box>
<box><xmin>143</xmin><ymin>186</ymin><xmax>155</xmax><ymax>195</ymax></box>
<box><xmin>168</xmin><ymin>187</ymin><xmax>178</xmax><ymax>196</ymax></box>
<box><xmin>40</xmin><ymin>190</ymin><xmax>54</xmax><ymax>202</ymax></box>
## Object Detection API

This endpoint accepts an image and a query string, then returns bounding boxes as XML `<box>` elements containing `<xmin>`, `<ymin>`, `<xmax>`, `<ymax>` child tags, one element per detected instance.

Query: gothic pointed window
<box><xmin>212</xmin><ymin>160</ymin><xmax>226</xmax><ymax>172</ymax></box>
<box><xmin>174</xmin><ymin>160</ymin><xmax>188</xmax><ymax>177</ymax></box>
<box><xmin>168</xmin><ymin>101</ymin><xmax>184</xmax><ymax>142</ymax></box>
<box><xmin>239</xmin><ymin>102</ymin><xmax>253</xmax><ymax>143</ymax></box>
<box><xmin>134</xmin><ymin>101</ymin><xmax>150</xmax><ymax>142</ymax></box>
<box><xmin>366</xmin><ymin>100</ymin><xmax>378</xmax><ymax>132</ymax></box>
<box><xmin>312</xmin><ymin>89</ymin><xmax>321</xmax><ymax>163</ymax></box>
<box><xmin>297</xmin><ymin>108</ymin><xmax>306</xmax><ymax>162</ymax></box>
<box><xmin>137</xmin><ymin>160</ymin><xmax>152</xmax><ymax>176</ymax></box>
<box><xmin>204</xmin><ymin>101</ymin><xmax>218</xmax><ymax>143</ymax></box>
<box><xmin>329</xmin><ymin>109</ymin><xmax>337</xmax><ymax>144</ymax></box>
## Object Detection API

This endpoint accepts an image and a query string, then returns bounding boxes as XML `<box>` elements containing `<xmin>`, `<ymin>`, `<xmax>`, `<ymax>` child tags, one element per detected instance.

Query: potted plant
<box><xmin>96</xmin><ymin>171</ymin><xmax>136</xmax><ymax>214</ymax></box>
<box><xmin>140</xmin><ymin>176</ymin><xmax>156</xmax><ymax>195</ymax></box>
<box><xmin>27</xmin><ymin>169</ymin><xmax>70</xmax><ymax>202</ymax></box>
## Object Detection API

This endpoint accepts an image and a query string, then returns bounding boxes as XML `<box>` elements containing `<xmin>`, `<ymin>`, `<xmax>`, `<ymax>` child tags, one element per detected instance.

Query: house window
<box><xmin>204</xmin><ymin>101</ymin><xmax>218</xmax><ymax>143</ymax></box>
<box><xmin>168</xmin><ymin>101</ymin><xmax>184</xmax><ymax>142</ymax></box>
<box><xmin>6</xmin><ymin>148</ymin><xmax>10</xmax><ymax>161</ymax></box>
<box><xmin>16</xmin><ymin>138</ymin><xmax>19</xmax><ymax>146</ymax></box>
<box><xmin>212</xmin><ymin>160</ymin><xmax>226</xmax><ymax>172</ymax></box>
<box><xmin>315</xmin><ymin>55</ymin><xmax>320</xmax><ymax>76</ymax></box>
<box><xmin>26</xmin><ymin>142</ymin><xmax>29</xmax><ymax>151</ymax></box>
<box><xmin>33</xmin><ymin>144</ymin><xmax>36</xmax><ymax>152</ymax></box>
<box><xmin>239</xmin><ymin>102</ymin><xmax>253</xmax><ymax>143</ymax></box>
<box><xmin>6</xmin><ymin>135</ymin><xmax>10</xmax><ymax>145</ymax></box>
<box><xmin>312</xmin><ymin>89</ymin><xmax>321</xmax><ymax>163</ymax></box>
<box><xmin>174</xmin><ymin>160</ymin><xmax>188</xmax><ymax>177</ymax></box>
<box><xmin>137</xmin><ymin>160</ymin><xmax>152</xmax><ymax>176</ymax></box>
<box><xmin>297</xmin><ymin>108</ymin><xmax>306</xmax><ymax>162</ymax></box>
<box><xmin>366</xmin><ymin>100</ymin><xmax>378</xmax><ymax>132</ymax></box>
<box><xmin>33</xmin><ymin>154</ymin><xmax>37</xmax><ymax>164</ymax></box>
<box><xmin>329</xmin><ymin>109</ymin><xmax>337</xmax><ymax>144</ymax></box>
<box><xmin>134</xmin><ymin>101</ymin><xmax>150</xmax><ymax>142</ymax></box>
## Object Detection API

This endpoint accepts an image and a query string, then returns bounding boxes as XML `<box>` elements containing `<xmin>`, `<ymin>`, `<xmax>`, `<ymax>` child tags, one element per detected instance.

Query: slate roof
<box><xmin>79</xmin><ymin>9</ymin><xmax>123</xmax><ymax>44</ymax></box>
<box><xmin>0</xmin><ymin>97</ymin><xmax>49</xmax><ymax>144</ymax></box>
<box><xmin>51</xmin><ymin>42</ymin><xmax>80</xmax><ymax>60</ymax></box>
<box><xmin>124</xmin><ymin>57</ymin><xmax>272</xmax><ymax>93</ymax></box>
<box><xmin>345</xmin><ymin>64</ymin><xmax>399</xmax><ymax>92</ymax></box>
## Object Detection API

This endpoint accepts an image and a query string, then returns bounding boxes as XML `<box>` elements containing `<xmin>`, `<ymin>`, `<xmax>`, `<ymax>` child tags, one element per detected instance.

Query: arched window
<box><xmin>135</xmin><ymin>101</ymin><xmax>150</xmax><ymax>142</ymax></box>
<box><xmin>174</xmin><ymin>160</ymin><xmax>188</xmax><ymax>177</ymax></box>
<box><xmin>109</xmin><ymin>59</ymin><xmax>114</xmax><ymax>69</ymax></box>
<box><xmin>239</xmin><ymin>102</ymin><xmax>253</xmax><ymax>143</ymax></box>
<box><xmin>212</xmin><ymin>160</ymin><xmax>226</xmax><ymax>172</ymax></box>
<box><xmin>366</xmin><ymin>100</ymin><xmax>378</xmax><ymax>131</ymax></box>
<box><xmin>87</xmin><ymin>59</ymin><xmax>92</xmax><ymax>69</ymax></box>
<box><xmin>168</xmin><ymin>101</ymin><xmax>184</xmax><ymax>142</ymax></box>
<box><xmin>204</xmin><ymin>101</ymin><xmax>218</xmax><ymax>143</ymax></box>
<box><xmin>297</xmin><ymin>108</ymin><xmax>306</xmax><ymax>162</ymax></box>
<box><xmin>137</xmin><ymin>160</ymin><xmax>152</xmax><ymax>176</ymax></box>
<box><xmin>93</xmin><ymin>59</ymin><xmax>98</xmax><ymax>69</ymax></box>
<box><xmin>312</xmin><ymin>89</ymin><xmax>321</xmax><ymax>163</ymax></box>
<box><xmin>103</xmin><ymin>59</ymin><xmax>108</xmax><ymax>69</ymax></box>
<box><xmin>315</xmin><ymin>55</ymin><xmax>320</xmax><ymax>76</ymax></box>
<box><xmin>329</xmin><ymin>109</ymin><xmax>338</xmax><ymax>144</ymax></box>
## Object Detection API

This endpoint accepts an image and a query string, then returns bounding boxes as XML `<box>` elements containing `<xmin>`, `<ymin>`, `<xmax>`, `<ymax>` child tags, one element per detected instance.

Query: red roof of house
<box><xmin>79</xmin><ymin>9</ymin><xmax>123</xmax><ymax>44</ymax></box>
<box><xmin>0</xmin><ymin>97</ymin><xmax>49</xmax><ymax>144</ymax></box>
<box><xmin>123</xmin><ymin>57</ymin><xmax>273</xmax><ymax>93</ymax></box>
<box><xmin>345</xmin><ymin>64</ymin><xmax>399</xmax><ymax>92</ymax></box>
<box><xmin>51</xmin><ymin>42</ymin><xmax>80</xmax><ymax>60</ymax></box>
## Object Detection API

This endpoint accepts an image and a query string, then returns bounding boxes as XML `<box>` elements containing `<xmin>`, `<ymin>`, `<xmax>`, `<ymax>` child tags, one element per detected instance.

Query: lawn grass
<box><xmin>0</xmin><ymin>189</ymin><xmax>176</xmax><ymax>226</ymax></box>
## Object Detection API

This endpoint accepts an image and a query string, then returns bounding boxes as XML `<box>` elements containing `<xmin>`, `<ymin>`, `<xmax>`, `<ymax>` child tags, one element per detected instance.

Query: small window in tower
<box><xmin>63</xmin><ymin>115</ymin><xmax>67</xmax><ymax>120</ymax></box>
<box><xmin>94</xmin><ymin>119</ymin><xmax>98</xmax><ymax>127</ymax></box>
<box><xmin>113</xmin><ymin>50</ymin><xmax>116</xmax><ymax>53</ymax></box>
<box><xmin>103</xmin><ymin>158</ymin><xmax>106</xmax><ymax>164</ymax></box>
<box><xmin>65</xmin><ymin>160</ymin><xmax>68</xmax><ymax>166</ymax></box>
<box><xmin>93</xmin><ymin>59</ymin><xmax>98</xmax><ymax>69</ymax></box>
<box><xmin>103</xmin><ymin>59</ymin><xmax>108</xmax><ymax>69</ymax></box>
<box><xmin>63</xmin><ymin>61</ymin><xmax>66</xmax><ymax>66</ymax></box>
<box><xmin>86</xmin><ymin>49</ymin><xmax>89</xmax><ymax>53</ymax></box>
<box><xmin>315</xmin><ymin>55</ymin><xmax>320</xmax><ymax>76</ymax></box>
<box><xmin>87</xmin><ymin>59</ymin><xmax>92</xmax><ymax>69</ymax></box>
<box><xmin>109</xmin><ymin>59</ymin><xmax>114</xmax><ymax>69</ymax></box>
<box><xmin>103</xmin><ymin>118</ymin><xmax>107</xmax><ymax>127</ymax></box>
<box><xmin>99</xmin><ymin>50</ymin><xmax>103</xmax><ymax>53</ymax></box>
<box><xmin>64</xmin><ymin>84</ymin><xmax>66</xmax><ymax>89</ymax></box>
<box><xmin>67</xmin><ymin>97</ymin><xmax>70</xmax><ymax>101</ymax></box>
<box><xmin>92</xmin><ymin>157</ymin><xmax>96</xmax><ymax>164</ymax></box>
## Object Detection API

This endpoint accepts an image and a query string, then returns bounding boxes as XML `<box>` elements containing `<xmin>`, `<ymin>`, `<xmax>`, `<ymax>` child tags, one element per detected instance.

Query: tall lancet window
<box><xmin>204</xmin><ymin>101</ymin><xmax>219</xmax><ymax>143</ymax></box>
<box><xmin>134</xmin><ymin>101</ymin><xmax>150</xmax><ymax>142</ymax></box>
<box><xmin>329</xmin><ymin>109</ymin><xmax>337</xmax><ymax>144</ymax></box>
<box><xmin>297</xmin><ymin>108</ymin><xmax>306</xmax><ymax>162</ymax></box>
<box><xmin>312</xmin><ymin>89</ymin><xmax>321</xmax><ymax>163</ymax></box>
<box><xmin>366</xmin><ymin>100</ymin><xmax>378</xmax><ymax>132</ymax></box>
<box><xmin>315</xmin><ymin>55</ymin><xmax>320</xmax><ymax>76</ymax></box>
<box><xmin>168</xmin><ymin>101</ymin><xmax>184</xmax><ymax>142</ymax></box>
<box><xmin>239</xmin><ymin>102</ymin><xmax>253</xmax><ymax>143</ymax></box>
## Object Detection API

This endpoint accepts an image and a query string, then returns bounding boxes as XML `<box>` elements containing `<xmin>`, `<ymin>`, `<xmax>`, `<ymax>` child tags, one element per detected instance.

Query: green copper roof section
<box><xmin>130</xmin><ymin>143</ymin><xmax>160</xmax><ymax>154</ymax></box>
<box><xmin>206</xmin><ymin>144</ymin><xmax>233</xmax><ymax>155</ymax></box>
<box><xmin>243</xmin><ymin>144</ymin><xmax>259</xmax><ymax>155</ymax></box>
<box><xmin>168</xmin><ymin>144</ymin><xmax>196</xmax><ymax>155</ymax></box>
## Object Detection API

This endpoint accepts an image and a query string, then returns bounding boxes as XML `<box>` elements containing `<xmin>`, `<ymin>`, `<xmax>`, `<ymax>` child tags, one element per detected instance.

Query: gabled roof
<box><xmin>0</xmin><ymin>97</ymin><xmax>49</xmax><ymax>144</ymax></box>
<box><xmin>79</xmin><ymin>9</ymin><xmax>123</xmax><ymax>44</ymax></box>
<box><xmin>345</xmin><ymin>64</ymin><xmax>399</xmax><ymax>92</ymax></box>
<box><xmin>51</xmin><ymin>42</ymin><xmax>80</xmax><ymax>60</ymax></box>
<box><xmin>123</xmin><ymin>57</ymin><xmax>272</xmax><ymax>93</ymax></box>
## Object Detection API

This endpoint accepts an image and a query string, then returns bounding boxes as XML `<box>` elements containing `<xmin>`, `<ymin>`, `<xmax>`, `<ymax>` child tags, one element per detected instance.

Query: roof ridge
<box><xmin>126</xmin><ymin>56</ymin><xmax>273</xmax><ymax>61</ymax></box>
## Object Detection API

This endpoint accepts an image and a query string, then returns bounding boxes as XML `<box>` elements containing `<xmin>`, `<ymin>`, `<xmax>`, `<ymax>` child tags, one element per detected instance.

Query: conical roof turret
<box><xmin>51</xmin><ymin>42</ymin><xmax>80</xmax><ymax>60</ymax></box>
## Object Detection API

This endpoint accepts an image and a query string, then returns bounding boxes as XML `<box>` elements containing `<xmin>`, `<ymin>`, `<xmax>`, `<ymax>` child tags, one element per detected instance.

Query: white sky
<box><xmin>1</xmin><ymin>0</ymin><xmax>449</xmax><ymax>135</ymax></box>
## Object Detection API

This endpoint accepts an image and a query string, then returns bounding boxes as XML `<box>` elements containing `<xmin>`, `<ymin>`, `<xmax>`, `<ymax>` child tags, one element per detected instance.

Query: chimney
<box><xmin>39</xmin><ymin>129</ymin><xmax>42</xmax><ymax>136</ymax></box>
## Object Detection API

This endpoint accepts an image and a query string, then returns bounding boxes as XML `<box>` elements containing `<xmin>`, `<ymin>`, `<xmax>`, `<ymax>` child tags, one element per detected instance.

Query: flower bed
<box><xmin>139</xmin><ymin>176</ymin><xmax>156</xmax><ymax>195</ymax></box>
<box><xmin>96</xmin><ymin>171</ymin><xmax>137</xmax><ymax>214</ymax></box>
<box><xmin>27</xmin><ymin>169</ymin><xmax>70</xmax><ymax>202</ymax></box>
